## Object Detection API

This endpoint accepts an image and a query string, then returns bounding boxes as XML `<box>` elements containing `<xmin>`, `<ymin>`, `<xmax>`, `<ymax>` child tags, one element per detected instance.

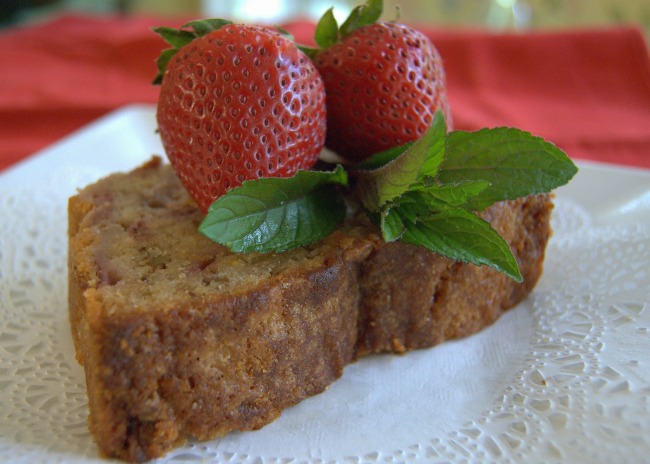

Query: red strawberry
<box><xmin>311</xmin><ymin>1</ymin><xmax>452</xmax><ymax>162</ymax></box>
<box><xmin>154</xmin><ymin>20</ymin><xmax>327</xmax><ymax>213</ymax></box>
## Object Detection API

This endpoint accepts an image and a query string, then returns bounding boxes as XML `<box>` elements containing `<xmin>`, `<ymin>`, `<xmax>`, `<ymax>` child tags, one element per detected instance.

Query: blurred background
<box><xmin>2</xmin><ymin>0</ymin><xmax>649</xmax><ymax>33</ymax></box>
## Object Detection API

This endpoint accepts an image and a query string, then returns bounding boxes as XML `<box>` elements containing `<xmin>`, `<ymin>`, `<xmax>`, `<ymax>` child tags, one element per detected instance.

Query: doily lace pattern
<box><xmin>1</xmin><ymin>171</ymin><xmax>648</xmax><ymax>463</ymax></box>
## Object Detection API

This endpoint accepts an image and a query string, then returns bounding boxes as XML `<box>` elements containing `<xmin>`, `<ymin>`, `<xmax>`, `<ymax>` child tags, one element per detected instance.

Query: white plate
<box><xmin>1</xmin><ymin>105</ymin><xmax>649</xmax><ymax>463</ymax></box>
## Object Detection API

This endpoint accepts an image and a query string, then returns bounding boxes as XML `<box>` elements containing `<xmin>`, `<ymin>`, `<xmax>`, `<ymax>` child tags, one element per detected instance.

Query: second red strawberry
<box><xmin>312</xmin><ymin>6</ymin><xmax>453</xmax><ymax>163</ymax></box>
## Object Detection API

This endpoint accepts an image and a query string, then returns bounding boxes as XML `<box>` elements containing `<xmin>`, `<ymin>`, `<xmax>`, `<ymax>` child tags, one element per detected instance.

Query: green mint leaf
<box><xmin>400</xmin><ymin>208</ymin><xmax>522</xmax><ymax>282</ymax></box>
<box><xmin>353</xmin><ymin>111</ymin><xmax>444</xmax><ymax>171</ymax></box>
<box><xmin>314</xmin><ymin>7</ymin><xmax>340</xmax><ymax>48</ymax></box>
<box><xmin>355</xmin><ymin>142</ymin><xmax>413</xmax><ymax>170</ymax></box>
<box><xmin>417</xmin><ymin>111</ymin><xmax>447</xmax><ymax>181</ymax></box>
<box><xmin>353</xmin><ymin>148</ymin><xmax>420</xmax><ymax>212</ymax></box>
<box><xmin>440</xmin><ymin>127</ymin><xmax>578</xmax><ymax>210</ymax></box>
<box><xmin>414</xmin><ymin>180</ymin><xmax>491</xmax><ymax>208</ymax></box>
<box><xmin>340</xmin><ymin>0</ymin><xmax>383</xmax><ymax>38</ymax></box>
<box><xmin>380</xmin><ymin>206</ymin><xmax>406</xmax><ymax>241</ymax></box>
<box><xmin>353</xmin><ymin>112</ymin><xmax>446</xmax><ymax>211</ymax></box>
<box><xmin>198</xmin><ymin>167</ymin><xmax>348</xmax><ymax>253</ymax></box>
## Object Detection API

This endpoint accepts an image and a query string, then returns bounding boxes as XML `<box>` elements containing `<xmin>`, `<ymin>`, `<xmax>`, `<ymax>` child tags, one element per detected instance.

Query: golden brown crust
<box><xmin>355</xmin><ymin>195</ymin><xmax>552</xmax><ymax>355</ymax></box>
<box><xmin>68</xmin><ymin>158</ymin><xmax>553</xmax><ymax>462</ymax></box>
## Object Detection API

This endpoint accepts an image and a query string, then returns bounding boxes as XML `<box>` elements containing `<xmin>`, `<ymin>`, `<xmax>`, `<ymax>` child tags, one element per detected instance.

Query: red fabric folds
<box><xmin>427</xmin><ymin>27</ymin><xmax>650</xmax><ymax>168</ymax></box>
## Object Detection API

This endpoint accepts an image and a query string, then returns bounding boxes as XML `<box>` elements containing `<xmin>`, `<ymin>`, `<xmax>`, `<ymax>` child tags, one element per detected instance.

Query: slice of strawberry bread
<box><xmin>68</xmin><ymin>157</ymin><xmax>553</xmax><ymax>462</ymax></box>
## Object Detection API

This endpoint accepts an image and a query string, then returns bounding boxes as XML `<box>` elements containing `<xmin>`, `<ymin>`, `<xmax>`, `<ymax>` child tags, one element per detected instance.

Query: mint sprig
<box><xmin>198</xmin><ymin>113</ymin><xmax>577</xmax><ymax>280</ymax></box>
<box><xmin>400</xmin><ymin>207</ymin><xmax>523</xmax><ymax>280</ymax></box>
<box><xmin>354</xmin><ymin>111</ymin><xmax>447</xmax><ymax>211</ymax></box>
<box><xmin>199</xmin><ymin>166</ymin><xmax>348</xmax><ymax>253</ymax></box>
<box><xmin>355</xmin><ymin>112</ymin><xmax>576</xmax><ymax>281</ymax></box>
<box><xmin>380</xmin><ymin>190</ymin><xmax>523</xmax><ymax>281</ymax></box>
<box><xmin>440</xmin><ymin>127</ymin><xmax>578</xmax><ymax>210</ymax></box>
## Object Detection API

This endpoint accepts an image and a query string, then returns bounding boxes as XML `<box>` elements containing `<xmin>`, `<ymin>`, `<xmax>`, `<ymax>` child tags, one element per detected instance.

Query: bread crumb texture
<box><xmin>68</xmin><ymin>157</ymin><xmax>553</xmax><ymax>462</ymax></box>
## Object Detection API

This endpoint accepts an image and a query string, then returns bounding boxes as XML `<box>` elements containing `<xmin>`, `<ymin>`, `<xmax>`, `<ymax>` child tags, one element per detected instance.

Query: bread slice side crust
<box><xmin>356</xmin><ymin>194</ymin><xmax>552</xmax><ymax>355</ymax></box>
<box><xmin>68</xmin><ymin>158</ymin><xmax>553</xmax><ymax>462</ymax></box>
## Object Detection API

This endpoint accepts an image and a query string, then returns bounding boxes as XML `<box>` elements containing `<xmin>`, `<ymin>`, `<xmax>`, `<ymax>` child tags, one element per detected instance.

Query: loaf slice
<box><xmin>68</xmin><ymin>157</ymin><xmax>553</xmax><ymax>462</ymax></box>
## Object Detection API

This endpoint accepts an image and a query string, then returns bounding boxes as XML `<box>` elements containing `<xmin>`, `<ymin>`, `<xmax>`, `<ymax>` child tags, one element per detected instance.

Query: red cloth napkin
<box><xmin>429</xmin><ymin>28</ymin><xmax>650</xmax><ymax>169</ymax></box>
<box><xmin>1</xmin><ymin>14</ymin><xmax>649</xmax><ymax>171</ymax></box>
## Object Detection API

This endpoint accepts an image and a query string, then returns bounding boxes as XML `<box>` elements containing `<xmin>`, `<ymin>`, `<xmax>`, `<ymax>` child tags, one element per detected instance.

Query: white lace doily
<box><xmin>1</xmin><ymin>106</ymin><xmax>648</xmax><ymax>463</ymax></box>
